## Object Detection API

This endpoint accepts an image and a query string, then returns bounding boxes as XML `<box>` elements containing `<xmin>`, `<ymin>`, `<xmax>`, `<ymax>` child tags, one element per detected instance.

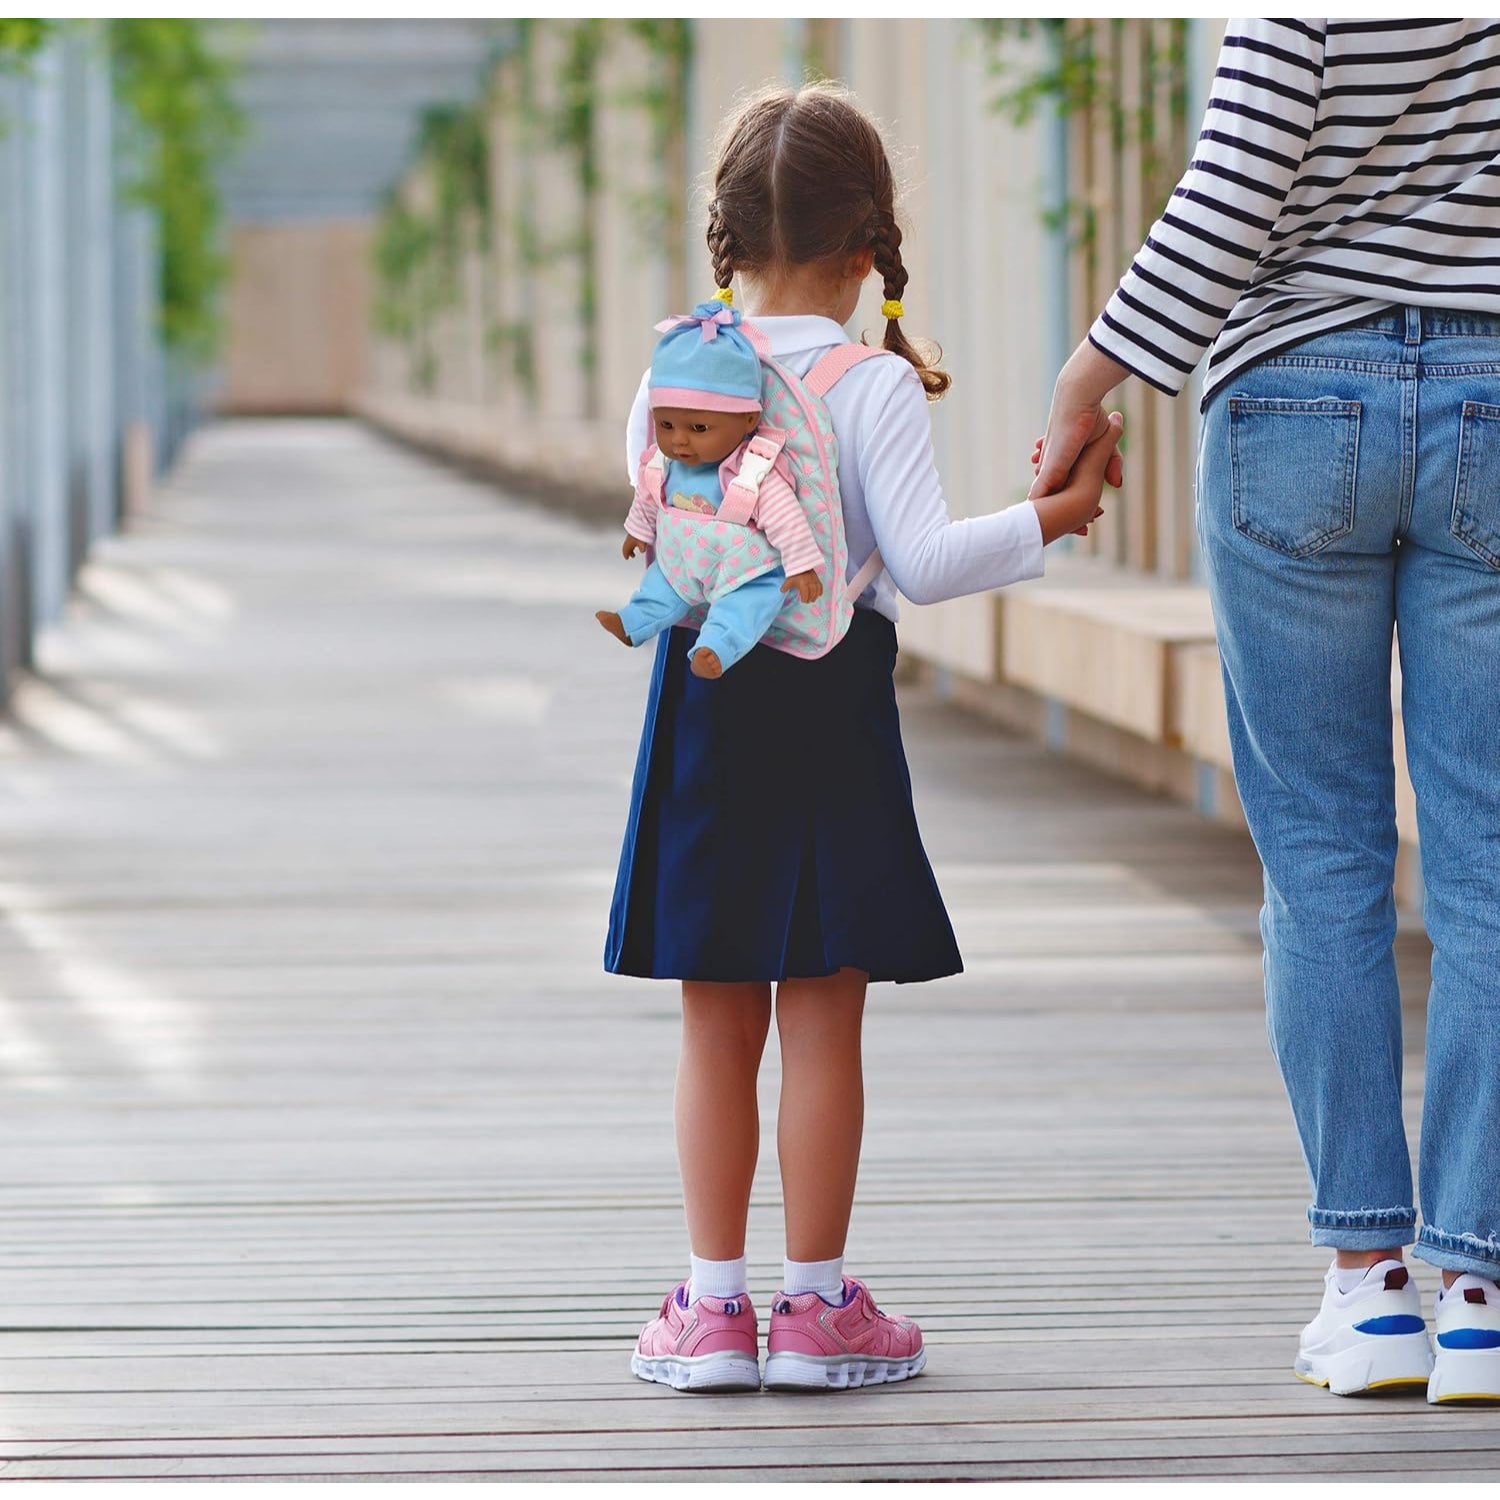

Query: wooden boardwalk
<box><xmin>0</xmin><ymin>418</ymin><xmax>1494</xmax><ymax>1481</ymax></box>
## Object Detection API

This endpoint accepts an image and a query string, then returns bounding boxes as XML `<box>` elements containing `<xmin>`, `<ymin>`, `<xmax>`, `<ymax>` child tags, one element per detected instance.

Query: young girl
<box><xmin>606</xmin><ymin>82</ymin><xmax>1120</xmax><ymax>1393</ymax></box>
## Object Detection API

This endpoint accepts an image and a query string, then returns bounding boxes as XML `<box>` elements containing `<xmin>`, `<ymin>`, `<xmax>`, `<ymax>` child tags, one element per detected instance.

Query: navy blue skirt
<box><xmin>605</xmin><ymin>608</ymin><xmax>963</xmax><ymax>984</ymax></box>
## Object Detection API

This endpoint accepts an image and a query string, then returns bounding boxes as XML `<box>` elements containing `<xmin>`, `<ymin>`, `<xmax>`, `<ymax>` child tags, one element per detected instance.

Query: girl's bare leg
<box><xmin>676</xmin><ymin>980</ymin><xmax>772</xmax><ymax>1259</ymax></box>
<box><xmin>775</xmin><ymin>967</ymin><xmax>869</xmax><ymax>1262</ymax></box>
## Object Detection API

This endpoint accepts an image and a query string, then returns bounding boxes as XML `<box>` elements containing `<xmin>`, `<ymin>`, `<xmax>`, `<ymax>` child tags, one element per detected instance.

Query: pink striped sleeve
<box><xmin>754</xmin><ymin>467</ymin><xmax>821</xmax><ymax>578</ymax></box>
<box><xmin>624</xmin><ymin>473</ymin><xmax>658</xmax><ymax>544</ymax></box>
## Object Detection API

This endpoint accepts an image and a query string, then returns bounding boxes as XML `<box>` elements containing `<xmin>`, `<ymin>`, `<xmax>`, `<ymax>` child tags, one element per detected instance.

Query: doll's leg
<box><xmin>775</xmin><ymin>967</ymin><xmax>869</xmax><ymax>1261</ymax></box>
<box><xmin>600</xmin><ymin>563</ymin><xmax>691</xmax><ymax>647</ymax></box>
<box><xmin>678</xmin><ymin>980</ymin><xmax>773</xmax><ymax>1259</ymax></box>
<box><xmin>690</xmin><ymin>569</ymin><xmax>790</xmax><ymax>677</ymax></box>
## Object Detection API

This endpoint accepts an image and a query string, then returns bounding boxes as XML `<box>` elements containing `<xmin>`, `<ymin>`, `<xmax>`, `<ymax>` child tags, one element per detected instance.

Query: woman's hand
<box><xmin>1030</xmin><ymin>342</ymin><xmax>1132</xmax><ymax>500</ymax></box>
<box><xmin>781</xmin><ymin>570</ymin><xmax>823</xmax><ymax>604</ymax></box>
<box><xmin>1031</xmin><ymin>412</ymin><xmax>1124</xmax><ymax>546</ymax></box>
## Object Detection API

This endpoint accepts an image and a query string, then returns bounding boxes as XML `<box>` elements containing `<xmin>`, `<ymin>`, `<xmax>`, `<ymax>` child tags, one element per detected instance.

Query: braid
<box><xmin>706</xmin><ymin>201</ymin><xmax>736</xmax><ymax>297</ymax></box>
<box><xmin>872</xmin><ymin>214</ymin><xmax>908</xmax><ymax>309</ymax></box>
<box><xmin>870</xmin><ymin>212</ymin><xmax>949</xmax><ymax>399</ymax></box>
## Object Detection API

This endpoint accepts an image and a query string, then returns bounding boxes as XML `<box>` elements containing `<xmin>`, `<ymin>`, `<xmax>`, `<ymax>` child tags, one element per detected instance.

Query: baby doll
<box><xmin>596</xmin><ymin>301</ymin><xmax>823</xmax><ymax>679</ymax></box>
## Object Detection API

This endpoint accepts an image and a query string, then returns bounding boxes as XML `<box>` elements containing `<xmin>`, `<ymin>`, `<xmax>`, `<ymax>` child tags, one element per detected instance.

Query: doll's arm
<box><xmin>623</xmin><ymin>461</ymin><xmax>659</xmax><ymax>550</ymax></box>
<box><xmin>754</xmin><ymin>464</ymin><xmax>822</xmax><ymax>580</ymax></box>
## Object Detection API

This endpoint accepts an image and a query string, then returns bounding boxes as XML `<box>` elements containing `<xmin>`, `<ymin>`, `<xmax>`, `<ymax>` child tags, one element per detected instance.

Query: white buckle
<box><xmin>733</xmin><ymin>446</ymin><xmax>775</xmax><ymax>495</ymax></box>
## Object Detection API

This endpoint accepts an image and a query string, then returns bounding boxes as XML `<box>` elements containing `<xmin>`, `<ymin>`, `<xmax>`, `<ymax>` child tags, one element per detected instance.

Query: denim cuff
<box><xmin>1308</xmin><ymin>1204</ymin><xmax>1416</xmax><ymax>1250</ymax></box>
<box><xmin>1414</xmin><ymin>1225</ymin><xmax>1500</xmax><ymax>1278</ymax></box>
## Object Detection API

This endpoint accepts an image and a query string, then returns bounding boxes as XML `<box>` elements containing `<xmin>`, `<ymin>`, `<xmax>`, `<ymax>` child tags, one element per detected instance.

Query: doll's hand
<box><xmin>782</xmin><ymin>570</ymin><xmax>822</xmax><ymax>604</ymax></box>
<box><xmin>622</xmin><ymin>534</ymin><xmax>646</xmax><ymax>561</ymax></box>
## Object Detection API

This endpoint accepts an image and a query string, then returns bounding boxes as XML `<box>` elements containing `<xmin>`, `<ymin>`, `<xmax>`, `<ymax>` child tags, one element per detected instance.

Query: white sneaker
<box><xmin>1295</xmin><ymin>1259</ymin><xmax>1433</xmax><ymax>1395</ymax></box>
<box><xmin>1429</xmin><ymin>1274</ymin><xmax>1500</xmax><ymax>1404</ymax></box>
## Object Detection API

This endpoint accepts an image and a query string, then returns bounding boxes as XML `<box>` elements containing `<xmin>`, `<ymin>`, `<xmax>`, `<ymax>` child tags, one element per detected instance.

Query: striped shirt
<box><xmin>1089</xmin><ymin>18</ymin><xmax>1500</xmax><ymax>407</ymax></box>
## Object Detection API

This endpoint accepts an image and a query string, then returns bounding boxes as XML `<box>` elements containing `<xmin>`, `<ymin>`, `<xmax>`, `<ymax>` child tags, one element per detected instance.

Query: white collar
<box><xmin>742</xmin><ymin>314</ymin><xmax>851</xmax><ymax>355</ymax></box>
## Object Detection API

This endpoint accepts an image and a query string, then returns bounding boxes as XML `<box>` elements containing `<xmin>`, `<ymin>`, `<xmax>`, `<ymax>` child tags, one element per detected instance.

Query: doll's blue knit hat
<box><xmin>649</xmin><ymin>301</ymin><xmax>763</xmax><ymax>412</ymax></box>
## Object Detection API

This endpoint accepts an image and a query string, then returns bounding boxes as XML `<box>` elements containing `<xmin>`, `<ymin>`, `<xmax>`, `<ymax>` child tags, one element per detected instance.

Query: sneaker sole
<box><xmin>763</xmin><ymin>1347</ymin><xmax>927</xmax><ymax>1391</ymax></box>
<box><xmin>631</xmin><ymin>1351</ymin><xmax>761</xmax><ymax>1392</ymax></box>
<box><xmin>1429</xmin><ymin>1347</ymin><xmax>1500</xmax><ymax>1405</ymax></box>
<box><xmin>1295</xmin><ymin>1331</ymin><xmax>1433</xmax><ymax>1396</ymax></box>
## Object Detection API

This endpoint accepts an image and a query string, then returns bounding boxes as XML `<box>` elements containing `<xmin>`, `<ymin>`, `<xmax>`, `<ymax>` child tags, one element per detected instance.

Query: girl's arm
<box><xmin>625</xmin><ymin>370</ymin><xmax>652</xmax><ymax>482</ymax></box>
<box><xmin>857</xmin><ymin>368</ymin><xmax>1045</xmax><ymax>607</ymax></box>
<box><xmin>1036</xmin><ymin>18</ymin><xmax>1326</xmax><ymax>491</ymax></box>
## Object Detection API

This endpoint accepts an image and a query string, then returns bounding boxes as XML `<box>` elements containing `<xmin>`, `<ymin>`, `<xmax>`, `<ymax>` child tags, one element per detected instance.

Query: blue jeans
<box><xmin>617</xmin><ymin>562</ymin><xmax>790</xmax><ymax>672</ymax></box>
<box><xmin>1198</xmin><ymin>307</ymin><xmax>1500</xmax><ymax>1277</ymax></box>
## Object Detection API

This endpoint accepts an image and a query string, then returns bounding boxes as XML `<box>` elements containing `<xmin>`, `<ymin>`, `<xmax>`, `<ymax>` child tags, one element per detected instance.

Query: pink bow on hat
<box><xmin>655</xmin><ymin>307</ymin><xmax>736</xmax><ymax>343</ymax></box>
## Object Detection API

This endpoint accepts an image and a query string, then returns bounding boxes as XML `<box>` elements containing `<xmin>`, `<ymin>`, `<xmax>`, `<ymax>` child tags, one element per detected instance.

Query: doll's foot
<box><xmin>596</xmin><ymin>611</ymin><xmax>632</xmax><ymax>647</ymax></box>
<box><xmin>690</xmin><ymin>648</ymin><xmax>723</xmax><ymax>680</ymax></box>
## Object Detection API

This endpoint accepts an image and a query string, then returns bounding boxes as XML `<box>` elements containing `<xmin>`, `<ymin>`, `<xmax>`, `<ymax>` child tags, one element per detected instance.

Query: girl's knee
<box><xmin>682</xmin><ymin>982</ymin><xmax>771</xmax><ymax>1049</ymax></box>
<box><xmin>775</xmin><ymin>970</ymin><xmax>867</xmax><ymax>1042</ymax></box>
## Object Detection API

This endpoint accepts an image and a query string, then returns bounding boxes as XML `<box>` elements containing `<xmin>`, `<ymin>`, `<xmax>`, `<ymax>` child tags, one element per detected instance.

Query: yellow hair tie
<box><xmin>713</xmin><ymin>286</ymin><xmax>734</xmax><ymax>306</ymax></box>
<box><xmin>881</xmin><ymin>298</ymin><xmax>904</xmax><ymax>320</ymax></box>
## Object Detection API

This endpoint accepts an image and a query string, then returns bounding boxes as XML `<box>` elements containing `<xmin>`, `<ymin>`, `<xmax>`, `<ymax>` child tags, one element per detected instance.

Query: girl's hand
<box><xmin>623</xmin><ymin>534</ymin><xmax>646</xmax><ymax>560</ymax></box>
<box><xmin>1031</xmin><ymin>412</ymin><xmax>1123</xmax><ymax>546</ymax></box>
<box><xmin>782</xmin><ymin>570</ymin><xmax>823</xmax><ymax>604</ymax></box>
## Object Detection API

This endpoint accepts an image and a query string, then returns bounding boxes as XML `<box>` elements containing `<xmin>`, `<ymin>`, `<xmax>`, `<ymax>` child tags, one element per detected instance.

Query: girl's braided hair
<box><xmin>706</xmin><ymin>82</ymin><xmax>951</xmax><ymax>399</ymax></box>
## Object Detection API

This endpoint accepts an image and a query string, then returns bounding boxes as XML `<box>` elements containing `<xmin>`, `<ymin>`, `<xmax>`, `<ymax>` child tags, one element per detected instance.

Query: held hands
<box><xmin>1030</xmin><ymin>342</ymin><xmax>1131</xmax><ymax>498</ymax></box>
<box><xmin>781</xmin><ymin>570</ymin><xmax>823</xmax><ymax>604</ymax></box>
<box><xmin>1028</xmin><ymin>411</ymin><xmax>1125</xmax><ymax>546</ymax></box>
<box><xmin>622</xmin><ymin>533</ymin><xmax>646</xmax><ymax>560</ymax></box>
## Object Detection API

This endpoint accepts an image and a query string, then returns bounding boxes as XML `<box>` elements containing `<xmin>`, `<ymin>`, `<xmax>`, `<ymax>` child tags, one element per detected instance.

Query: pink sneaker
<box><xmin>631</xmin><ymin>1283</ymin><xmax>761</xmax><ymax>1392</ymax></box>
<box><xmin>764</xmin><ymin>1277</ymin><xmax>926</xmax><ymax>1390</ymax></box>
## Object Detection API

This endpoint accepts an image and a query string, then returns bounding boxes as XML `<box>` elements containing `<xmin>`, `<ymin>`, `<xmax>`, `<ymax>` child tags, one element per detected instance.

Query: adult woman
<box><xmin>1035</xmin><ymin>19</ymin><xmax>1500</xmax><ymax>1402</ymax></box>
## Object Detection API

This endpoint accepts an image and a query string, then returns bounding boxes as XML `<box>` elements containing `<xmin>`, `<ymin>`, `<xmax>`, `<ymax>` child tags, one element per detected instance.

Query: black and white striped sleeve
<box><xmin>1088</xmin><ymin>18</ymin><xmax>1327</xmax><ymax>395</ymax></box>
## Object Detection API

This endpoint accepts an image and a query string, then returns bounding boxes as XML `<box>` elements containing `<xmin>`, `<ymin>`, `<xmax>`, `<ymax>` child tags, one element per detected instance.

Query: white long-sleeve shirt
<box><xmin>1090</xmin><ymin>18</ymin><xmax>1500</xmax><ymax>406</ymax></box>
<box><xmin>626</xmin><ymin>314</ymin><xmax>1045</xmax><ymax>622</ymax></box>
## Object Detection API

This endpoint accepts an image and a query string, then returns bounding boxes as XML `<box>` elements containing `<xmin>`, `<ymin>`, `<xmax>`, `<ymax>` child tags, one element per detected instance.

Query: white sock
<box><xmin>1332</xmin><ymin>1263</ymin><xmax>1372</xmax><ymax>1295</ymax></box>
<box><xmin>689</xmin><ymin>1254</ymin><xmax>747</xmax><ymax>1302</ymax></box>
<box><xmin>1331</xmin><ymin>1257</ymin><xmax>1402</xmax><ymax>1296</ymax></box>
<box><xmin>783</xmin><ymin>1255</ymin><xmax>845</xmax><ymax>1303</ymax></box>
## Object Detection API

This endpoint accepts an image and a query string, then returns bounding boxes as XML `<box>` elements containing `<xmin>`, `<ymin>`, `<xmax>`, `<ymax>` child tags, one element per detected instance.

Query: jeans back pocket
<box><xmin>1228</xmin><ymin>396</ymin><xmax>1361</xmax><ymax>558</ymax></box>
<box><xmin>1453</xmin><ymin>400</ymin><xmax>1500</xmax><ymax>569</ymax></box>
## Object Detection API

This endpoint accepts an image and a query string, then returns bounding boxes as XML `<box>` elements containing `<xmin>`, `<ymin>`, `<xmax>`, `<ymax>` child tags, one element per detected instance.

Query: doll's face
<box><xmin>652</xmin><ymin>406</ymin><xmax>759</xmax><ymax>467</ymax></box>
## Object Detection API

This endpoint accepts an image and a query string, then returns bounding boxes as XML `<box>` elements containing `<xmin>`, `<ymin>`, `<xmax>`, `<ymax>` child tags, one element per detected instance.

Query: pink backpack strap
<box><xmin>804</xmin><ymin>347</ymin><xmax>889</xmax><ymax>599</ymax></box>
<box><xmin>738</xmin><ymin>318</ymin><xmax>772</xmax><ymax>360</ymax></box>
<box><xmin>640</xmin><ymin>446</ymin><xmax>666</xmax><ymax>506</ymax></box>
<box><xmin>804</xmin><ymin>342</ymin><xmax>884</xmax><ymax>398</ymax></box>
<box><xmin>718</xmin><ymin>431</ymin><xmax>786</xmax><ymax>527</ymax></box>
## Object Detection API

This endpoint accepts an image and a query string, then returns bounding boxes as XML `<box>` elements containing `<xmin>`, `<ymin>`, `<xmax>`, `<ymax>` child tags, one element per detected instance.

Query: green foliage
<box><xmin>552</xmin><ymin>20</ymin><xmax>606</xmax><ymax>396</ymax></box>
<box><xmin>619</xmin><ymin>20</ymin><xmax>691</xmax><ymax>249</ymax></box>
<box><xmin>0</xmin><ymin>18</ymin><xmax>55</xmax><ymax>70</ymax></box>
<box><xmin>373</xmin><ymin>197</ymin><xmax>437</xmax><ymax>340</ymax></box>
<box><xmin>419</xmin><ymin>100</ymin><xmax>492</xmax><ymax>270</ymax></box>
<box><xmin>372</xmin><ymin>18</ymin><xmax>694</xmax><ymax>405</ymax></box>
<box><xmin>976</xmin><ymin>19</ymin><xmax>1189</xmax><ymax>249</ymax></box>
<box><xmin>110</xmin><ymin>20</ymin><xmax>245</xmax><ymax>357</ymax></box>
<box><xmin>976</xmin><ymin>19</ymin><xmax>1096</xmax><ymax>125</ymax></box>
<box><xmin>553</xmin><ymin>20</ymin><xmax>604</xmax><ymax>191</ymax></box>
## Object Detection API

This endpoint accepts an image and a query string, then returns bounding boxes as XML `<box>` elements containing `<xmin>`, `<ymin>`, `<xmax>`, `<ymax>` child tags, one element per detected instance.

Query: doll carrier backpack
<box><xmin>643</xmin><ymin>334</ymin><xmax>892</xmax><ymax>659</ymax></box>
